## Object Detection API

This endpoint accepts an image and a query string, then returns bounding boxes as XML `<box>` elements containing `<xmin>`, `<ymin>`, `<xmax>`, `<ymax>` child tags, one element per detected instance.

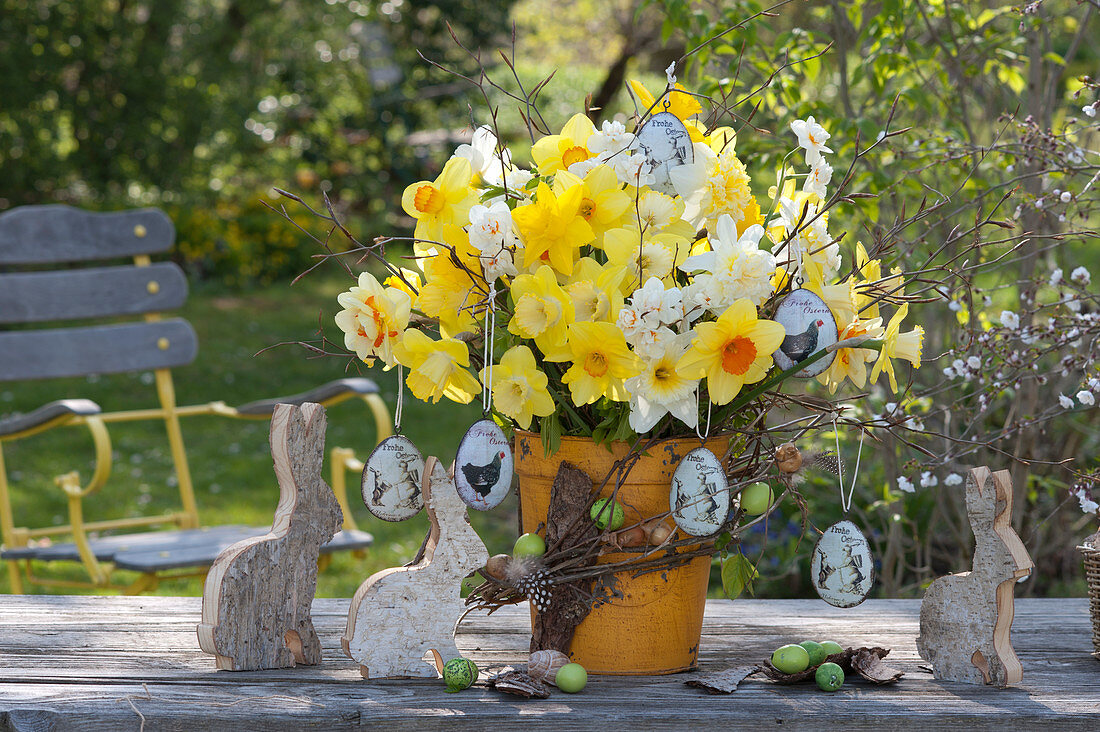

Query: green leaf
<box><xmin>540</xmin><ymin>411</ymin><xmax>561</xmax><ymax>457</ymax></box>
<box><xmin>721</xmin><ymin>551</ymin><xmax>759</xmax><ymax>600</ymax></box>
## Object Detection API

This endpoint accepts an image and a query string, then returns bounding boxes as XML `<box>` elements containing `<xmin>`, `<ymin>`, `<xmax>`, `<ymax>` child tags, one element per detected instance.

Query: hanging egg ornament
<box><xmin>632</xmin><ymin>111</ymin><xmax>694</xmax><ymax>196</ymax></box>
<box><xmin>670</xmin><ymin>447</ymin><xmax>730</xmax><ymax>537</ymax></box>
<box><xmin>811</xmin><ymin>520</ymin><xmax>875</xmax><ymax>608</ymax></box>
<box><xmin>771</xmin><ymin>289</ymin><xmax>839</xmax><ymax>377</ymax></box>
<box><xmin>361</xmin><ymin>434</ymin><xmax>425</xmax><ymax>521</ymax></box>
<box><xmin>454</xmin><ymin>418</ymin><xmax>513</xmax><ymax>511</ymax></box>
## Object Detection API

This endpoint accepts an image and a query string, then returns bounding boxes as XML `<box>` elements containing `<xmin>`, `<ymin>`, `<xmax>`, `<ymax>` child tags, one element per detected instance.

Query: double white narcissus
<box><xmin>334</xmin><ymin>272</ymin><xmax>412</xmax><ymax>368</ymax></box>
<box><xmin>392</xmin><ymin>330</ymin><xmax>480</xmax><ymax>405</ymax></box>
<box><xmin>677</xmin><ymin>299</ymin><xmax>786</xmax><ymax>405</ymax></box>
<box><xmin>481</xmin><ymin>345</ymin><xmax>555</xmax><ymax>431</ymax></box>
<box><xmin>625</xmin><ymin>333</ymin><xmax>699</xmax><ymax>433</ymax></box>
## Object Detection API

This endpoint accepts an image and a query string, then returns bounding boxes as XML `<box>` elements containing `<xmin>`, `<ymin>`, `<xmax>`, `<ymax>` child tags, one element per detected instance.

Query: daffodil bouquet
<box><xmin>332</xmin><ymin>79</ymin><xmax>925</xmax><ymax>451</ymax></box>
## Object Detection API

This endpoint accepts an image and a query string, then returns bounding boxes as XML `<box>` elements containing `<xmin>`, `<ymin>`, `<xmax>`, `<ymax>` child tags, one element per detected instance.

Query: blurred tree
<box><xmin>0</xmin><ymin>0</ymin><xmax>514</xmax><ymax>215</ymax></box>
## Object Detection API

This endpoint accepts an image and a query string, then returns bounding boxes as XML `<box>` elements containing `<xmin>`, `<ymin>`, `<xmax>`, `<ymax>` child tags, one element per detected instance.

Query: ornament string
<box><xmin>832</xmin><ymin>414</ymin><xmax>865</xmax><ymax>514</ymax></box>
<box><xmin>481</xmin><ymin>285</ymin><xmax>497</xmax><ymax>417</ymax></box>
<box><xmin>695</xmin><ymin>389</ymin><xmax>712</xmax><ymax>442</ymax></box>
<box><xmin>394</xmin><ymin>365</ymin><xmax>404</xmax><ymax>435</ymax></box>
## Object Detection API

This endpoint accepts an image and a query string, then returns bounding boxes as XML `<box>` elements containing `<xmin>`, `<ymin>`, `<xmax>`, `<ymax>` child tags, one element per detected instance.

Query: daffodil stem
<box><xmin>725</xmin><ymin>337</ymin><xmax>885</xmax><ymax>413</ymax></box>
<box><xmin>549</xmin><ymin>386</ymin><xmax>592</xmax><ymax>436</ymax></box>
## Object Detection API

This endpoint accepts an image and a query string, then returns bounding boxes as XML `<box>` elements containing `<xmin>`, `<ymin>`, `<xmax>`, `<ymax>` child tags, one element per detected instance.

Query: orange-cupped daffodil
<box><xmin>513</xmin><ymin>181</ymin><xmax>594</xmax><ymax>276</ymax></box>
<box><xmin>815</xmin><ymin>317</ymin><xmax>885</xmax><ymax>394</ymax></box>
<box><xmin>560</xmin><ymin>321</ymin><xmax>644</xmax><ymax>406</ymax></box>
<box><xmin>334</xmin><ymin>271</ymin><xmax>412</xmax><ymax>368</ymax></box>
<box><xmin>531</xmin><ymin>113</ymin><xmax>598</xmax><ymax>175</ymax></box>
<box><xmin>870</xmin><ymin>304</ymin><xmax>924</xmax><ymax>392</ymax></box>
<box><xmin>508</xmin><ymin>265</ymin><xmax>575</xmax><ymax>361</ymax></box>
<box><xmin>401</xmin><ymin>156</ymin><xmax>476</xmax><ymax>244</ymax></box>
<box><xmin>392</xmin><ymin>329</ymin><xmax>480</xmax><ymax>404</ymax></box>
<box><xmin>480</xmin><ymin>345</ymin><xmax>555</xmax><ymax>431</ymax></box>
<box><xmin>676</xmin><ymin>299</ymin><xmax>785</xmax><ymax>405</ymax></box>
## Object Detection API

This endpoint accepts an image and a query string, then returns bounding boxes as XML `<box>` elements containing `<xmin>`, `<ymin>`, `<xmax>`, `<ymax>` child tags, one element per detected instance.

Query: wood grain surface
<box><xmin>0</xmin><ymin>596</ymin><xmax>1096</xmax><ymax>730</ymax></box>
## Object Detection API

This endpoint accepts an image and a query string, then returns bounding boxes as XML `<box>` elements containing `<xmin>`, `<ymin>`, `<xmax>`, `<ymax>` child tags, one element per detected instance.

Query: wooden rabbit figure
<box><xmin>917</xmin><ymin>467</ymin><xmax>1034</xmax><ymax>687</ymax></box>
<box><xmin>197</xmin><ymin>402</ymin><xmax>343</xmax><ymax>671</ymax></box>
<box><xmin>343</xmin><ymin>456</ymin><xmax>489</xmax><ymax>678</ymax></box>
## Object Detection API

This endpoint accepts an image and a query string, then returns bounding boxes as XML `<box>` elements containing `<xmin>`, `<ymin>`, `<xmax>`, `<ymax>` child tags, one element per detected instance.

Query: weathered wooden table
<box><xmin>2</xmin><ymin>596</ymin><xmax>1097</xmax><ymax>730</ymax></box>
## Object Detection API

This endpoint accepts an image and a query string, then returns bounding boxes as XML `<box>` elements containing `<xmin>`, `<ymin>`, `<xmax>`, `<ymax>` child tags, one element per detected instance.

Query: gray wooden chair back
<box><xmin>0</xmin><ymin>205</ymin><xmax>197</xmax><ymax>380</ymax></box>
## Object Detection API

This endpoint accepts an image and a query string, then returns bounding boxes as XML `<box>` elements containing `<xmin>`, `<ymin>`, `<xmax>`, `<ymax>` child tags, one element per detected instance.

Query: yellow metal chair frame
<box><xmin>0</xmin><ymin>206</ymin><xmax>390</xmax><ymax>594</ymax></box>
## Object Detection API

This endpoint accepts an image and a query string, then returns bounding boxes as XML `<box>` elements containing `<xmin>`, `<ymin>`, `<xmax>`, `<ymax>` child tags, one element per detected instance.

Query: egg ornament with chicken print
<box><xmin>772</xmin><ymin>289</ymin><xmax>838</xmax><ymax>377</ymax></box>
<box><xmin>455</xmin><ymin>419</ymin><xmax>514</xmax><ymax>510</ymax></box>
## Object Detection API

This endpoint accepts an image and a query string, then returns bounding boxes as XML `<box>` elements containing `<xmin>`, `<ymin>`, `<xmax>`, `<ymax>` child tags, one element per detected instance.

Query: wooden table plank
<box><xmin>0</xmin><ymin>597</ymin><xmax>1097</xmax><ymax>731</ymax></box>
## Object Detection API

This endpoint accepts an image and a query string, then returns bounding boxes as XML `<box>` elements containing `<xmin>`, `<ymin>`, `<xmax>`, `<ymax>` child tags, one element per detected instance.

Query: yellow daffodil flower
<box><xmin>508</xmin><ymin>265</ymin><xmax>575</xmax><ymax>361</ymax></box>
<box><xmin>334</xmin><ymin>272</ymin><xmax>412</xmax><ymax>368</ymax></box>
<box><xmin>560</xmin><ymin>321</ymin><xmax>644</xmax><ymax>406</ymax></box>
<box><xmin>383</xmin><ymin>268</ymin><xmax>422</xmax><ymax>309</ymax></box>
<box><xmin>870</xmin><ymin>304</ymin><xmax>924</xmax><ymax>392</ymax></box>
<box><xmin>401</xmin><ymin>156</ymin><xmax>476</xmax><ymax>244</ymax></box>
<box><xmin>854</xmin><ymin>242</ymin><xmax>882</xmax><ymax>320</ymax></box>
<box><xmin>417</xmin><ymin>231</ymin><xmax>481</xmax><ymax>337</ymax></box>
<box><xmin>803</xmin><ymin>257</ymin><xmax>857</xmax><ymax>328</ymax></box>
<box><xmin>634</xmin><ymin>189</ymin><xmax>697</xmax><ymax>241</ymax></box>
<box><xmin>392</xmin><ymin>329</ymin><xmax>480</xmax><ymax>404</ymax></box>
<box><xmin>677</xmin><ymin>299</ymin><xmax>785</xmax><ymax>404</ymax></box>
<box><xmin>553</xmin><ymin>165</ymin><xmax>632</xmax><ymax>245</ymax></box>
<box><xmin>628</xmin><ymin>80</ymin><xmax>703</xmax><ymax>124</ymax></box>
<box><xmin>603</xmin><ymin>227</ymin><xmax>690</xmax><ymax>292</ymax></box>
<box><xmin>815</xmin><ymin>317</ymin><xmax>885</xmax><ymax>394</ymax></box>
<box><xmin>513</xmin><ymin>182</ymin><xmax>594</xmax><ymax>276</ymax></box>
<box><xmin>531</xmin><ymin>113</ymin><xmax>598</xmax><ymax>175</ymax></box>
<box><xmin>480</xmin><ymin>345</ymin><xmax>555</xmax><ymax>430</ymax></box>
<box><xmin>565</xmin><ymin>257</ymin><xmax>625</xmax><ymax>324</ymax></box>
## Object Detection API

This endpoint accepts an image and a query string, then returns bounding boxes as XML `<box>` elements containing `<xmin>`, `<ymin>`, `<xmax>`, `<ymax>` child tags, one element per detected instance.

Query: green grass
<box><xmin>0</xmin><ymin>274</ymin><xmax>519</xmax><ymax>597</ymax></box>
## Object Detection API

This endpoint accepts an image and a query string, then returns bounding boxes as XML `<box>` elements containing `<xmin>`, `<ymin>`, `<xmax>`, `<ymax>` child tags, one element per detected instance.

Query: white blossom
<box><xmin>1077</xmin><ymin>390</ymin><xmax>1096</xmax><ymax>406</ymax></box>
<box><xmin>804</xmin><ymin>158</ymin><xmax>833</xmax><ymax>198</ymax></box>
<box><xmin>1000</xmin><ymin>310</ymin><xmax>1020</xmax><ymax>330</ymax></box>
<box><xmin>1050</xmin><ymin>268</ymin><xmax>1063</xmax><ymax>286</ymax></box>
<box><xmin>455</xmin><ymin>126</ymin><xmax>512</xmax><ymax>183</ymax></box>
<box><xmin>944</xmin><ymin>472</ymin><xmax>963</xmax><ymax>486</ymax></box>
<box><xmin>897</xmin><ymin>476</ymin><xmax>915</xmax><ymax>493</ymax></box>
<box><xmin>1071</xmin><ymin>266</ymin><xmax>1092</xmax><ymax>286</ymax></box>
<box><xmin>1084</xmin><ymin>104</ymin><xmax>1098</xmax><ymax>119</ymax></box>
<box><xmin>1061</xmin><ymin>191</ymin><xmax>1072</xmax><ymax>203</ymax></box>
<box><xmin>679</xmin><ymin>217</ymin><xmax>776</xmax><ymax>308</ymax></box>
<box><xmin>467</xmin><ymin>202</ymin><xmax>521</xmax><ymax>282</ymax></box>
<box><xmin>920</xmin><ymin>471</ymin><xmax>938</xmax><ymax>488</ymax></box>
<box><xmin>665</xmin><ymin>62</ymin><xmax>677</xmax><ymax>86</ymax></box>
<box><xmin>948</xmin><ymin>301</ymin><xmax>962</xmax><ymax>312</ymax></box>
<box><xmin>1076</xmin><ymin>489</ymin><xmax>1099</xmax><ymax>515</ymax></box>
<box><xmin>1059</xmin><ymin>393</ymin><xmax>1074</xmax><ymax>410</ymax></box>
<box><xmin>790</xmin><ymin>116</ymin><xmax>833</xmax><ymax>166</ymax></box>
<box><xmin>1088</xmin><ymin>378</ymin><xmax>1100</xmax><ymax>391</ymax></box>
<box><xmin>942</xmin><ymin>366</ymin><xmax>956</xmax><ymax>378</ymax></box>
<box><xmin>967</xmin><ymin>356</ymin><xmax>982</xmax><ymax>370</ymax></box>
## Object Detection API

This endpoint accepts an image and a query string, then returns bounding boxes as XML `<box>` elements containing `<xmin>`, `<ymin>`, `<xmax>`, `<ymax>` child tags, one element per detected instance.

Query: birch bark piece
<box><xmin>197</xmin><ymin>403</ymin><xmax>342</xmax><ymax>671</ymax></box>
<box><xmin>916</xmin><ymin>467</ymin><xmax>1034</xmax><ymax>687</ymax></box>
<box><xmin>342</xmin><ymin>456</ymin><xmax>489</xmax><ymax>678</ymax></box>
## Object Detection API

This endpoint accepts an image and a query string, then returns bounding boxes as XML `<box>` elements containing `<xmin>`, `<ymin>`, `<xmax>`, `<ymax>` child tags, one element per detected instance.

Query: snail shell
<box><xmin>644</xmin><ymin>518</ymin><xmax>674</xmax><ymax>545</ymax></box>
<box><xmin>615</xmin><ymin>526</ymin><xmax>647</xmax><ymax>547</ymax></box>
<box><xmin>775</xmin><ymin>442</ymin><xmax>803</xmax><ymax>473</ymax></box>
<box><xmin>527</xmin><ymin>649</ymin><xmax>570</xmax><ymax>683</ymax></box>
<box><xmin>483</xmin><ymin>554</ymin><xmax>513</xmax><ymax>581</ymax></box>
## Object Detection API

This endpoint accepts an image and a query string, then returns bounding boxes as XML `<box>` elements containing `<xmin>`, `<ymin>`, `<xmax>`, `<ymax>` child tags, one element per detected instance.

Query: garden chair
<box><xmin>0</xmin><ymin>205</ymin><xmax>390</xmax><ymax>594</ymax></box>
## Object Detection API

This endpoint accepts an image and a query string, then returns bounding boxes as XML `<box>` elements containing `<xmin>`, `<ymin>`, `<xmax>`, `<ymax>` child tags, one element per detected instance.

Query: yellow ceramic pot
<box><xmin>514</xmin><ymin>431</ymin><xmax>727</xmax><ymax>675</ymax></box>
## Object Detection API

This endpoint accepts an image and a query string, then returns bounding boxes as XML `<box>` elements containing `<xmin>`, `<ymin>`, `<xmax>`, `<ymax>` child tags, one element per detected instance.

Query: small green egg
<box><xmin>815</xmin><ymin>661</ymin><xmax>844</xmax><ymax>692</ymax></box>
<box><xmin>555</xmin><ymin>662</ymin><xmax>588</xmax><ymax>693</ymax></box>
<box><xmin>442</xmin><ymin>657</ymin><xmax>478</xmax><ymax>692</ymax></box>
<box><xmin>590</xmin><ymin>498</ymin><xmax>624</xmax><ymax>531</ymax></box>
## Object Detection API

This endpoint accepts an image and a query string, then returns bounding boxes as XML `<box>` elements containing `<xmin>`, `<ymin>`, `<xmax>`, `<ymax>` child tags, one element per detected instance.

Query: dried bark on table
<box><xmin>530</xmin><ymin>461</ymin><xmax>600</xmax><ymax>654</ymax></box>
<box><xmin>685</xmin><ymin>666</ymin><xmax>758</xmax><ymax>693</ymax></box>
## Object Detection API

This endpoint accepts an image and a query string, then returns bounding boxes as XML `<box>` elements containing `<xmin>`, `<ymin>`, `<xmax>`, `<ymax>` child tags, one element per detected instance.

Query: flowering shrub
<box><xmin>328</xmin><ymin>78</ymin><xmax>931</xmax><ymax>452</ymax></box>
